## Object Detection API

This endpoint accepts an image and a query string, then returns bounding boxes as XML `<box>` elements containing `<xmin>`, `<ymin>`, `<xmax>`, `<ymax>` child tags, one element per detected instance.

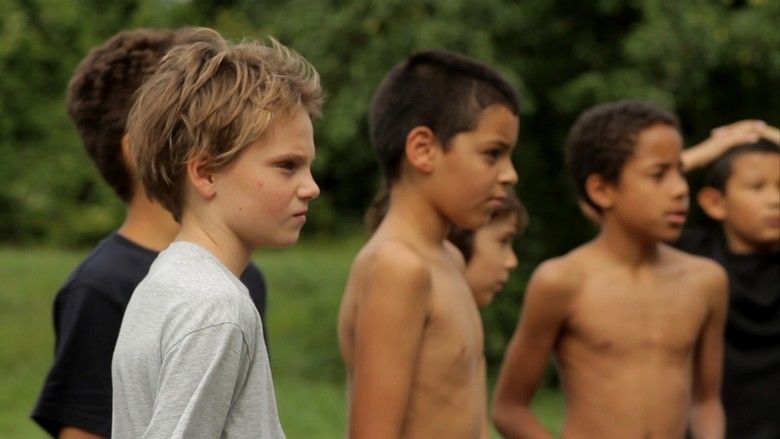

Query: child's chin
<box><xmin>264</xmin><ymin>233</ymin><xmax>301</xmax><ymax>248</ymax></box>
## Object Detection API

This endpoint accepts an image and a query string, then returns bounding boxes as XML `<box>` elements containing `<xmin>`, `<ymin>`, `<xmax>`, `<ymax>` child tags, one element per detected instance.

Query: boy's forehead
<box><xmin>471</xmin><ymin>104</ymin><xmax>520</xmax><ymax>144</ymax></box>
<box><xmin>629</xmin><ymin>124</ymin><xmax>682</xmax><ymax>161</ymax></box>
<box><xmin>729</xmin><ymin>151</ymin><xmax>780</xmax><ymax>177</ymax></box>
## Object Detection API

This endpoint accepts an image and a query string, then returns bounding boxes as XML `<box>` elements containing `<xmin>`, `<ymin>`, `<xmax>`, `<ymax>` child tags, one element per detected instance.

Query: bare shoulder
<box><xmin>526</xmin><ymin>249</ymin><xmax>586</xmax><ymax>301</ymax></box>
<box><xmin>444</xmin><ymin>240</ymin><xmax>466</xmax><ymax>269</ymax></box>
<box><xmin>350</xmin><ymin>238</ymin><xmax>433</xmax><ymax>304</ymax></box>
<box><xmin>663</xmin><ymin>244</ymin><xmax>727</xmax><ymax>285</ymax></box>
<box><xmin>662</xmin><ymin>244</ymin><xmax>728</xmax><ymax>303</ymax></box>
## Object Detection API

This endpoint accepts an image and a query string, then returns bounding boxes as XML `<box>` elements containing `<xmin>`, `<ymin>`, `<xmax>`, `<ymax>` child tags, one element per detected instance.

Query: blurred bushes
<box><xmin>1</xmin><ymin>0</ymin><xmax>778</xmax><ymax>369</ymax></box>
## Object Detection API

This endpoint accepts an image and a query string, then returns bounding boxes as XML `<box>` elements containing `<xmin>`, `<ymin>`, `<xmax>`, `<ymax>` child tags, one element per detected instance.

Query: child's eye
<box><xmin>484</xmin><ymin>149</ymin><xmax>501</xmax><ymax>161</ymax></box>
<box><xmin>276</xmin><ymin>161</ymin><xmax>297</xmax><ymax>171</ymax></box>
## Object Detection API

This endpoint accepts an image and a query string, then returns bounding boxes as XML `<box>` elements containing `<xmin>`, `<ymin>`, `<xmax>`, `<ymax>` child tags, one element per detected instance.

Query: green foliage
<box><xmin>0</xmin><ymin>0</ymin><xmax>778</xmax><ymax>367</ymax></box>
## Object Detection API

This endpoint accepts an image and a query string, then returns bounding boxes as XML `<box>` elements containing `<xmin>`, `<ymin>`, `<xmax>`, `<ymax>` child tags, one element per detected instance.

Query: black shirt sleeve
<box><xmin>32</xmin><ymin>281</ymin><xmax>124</xmax><ymax>437</ymax></box>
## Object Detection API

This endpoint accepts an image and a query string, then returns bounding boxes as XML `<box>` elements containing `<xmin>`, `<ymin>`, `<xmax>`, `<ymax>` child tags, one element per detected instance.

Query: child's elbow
<box><xmin>491</xmin><ymin>397</ymin><xmax>517</xmax><ymax>436</ymax></box>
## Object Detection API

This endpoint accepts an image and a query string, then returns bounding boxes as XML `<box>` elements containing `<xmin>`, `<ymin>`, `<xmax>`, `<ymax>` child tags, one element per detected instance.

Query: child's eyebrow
<box><xmin>646</xmin><ymin>160</ymin><xmax>684</xmax><ymax>171</ymax></box>
<box><xmin>270</xmin><ymin>151</ymin><xmax>315</xmax><ymax>162</ymax></box>
<box><xmin>483</xmin><ymin>140</ymin><xmax>515</xmax><ymax>151</ymax></box>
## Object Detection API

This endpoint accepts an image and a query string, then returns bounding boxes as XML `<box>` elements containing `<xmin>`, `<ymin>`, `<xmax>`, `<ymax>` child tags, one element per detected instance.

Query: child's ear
<box><xmin>405</xmin><ymin>126</ymin><xmax>438</xmax><ymax>173</ymax></box>
<box><xmin>186</xmin><ymin>153</ymin><xmax>217</xmax><ymax>200</ymax></box>
<box><xmin>697</xmin><ymin>186</ymin><xmax>727</xmax><ymax>221</ymax></box>
<box><xmin>120</xmin><ymin>134</ymin><xmax>138</xmax><ymax>173</ymax></box>
<box><xmin>585</xmin><ymin>174</ymin><xmax>614</xmax><ymax>211</ymax></box>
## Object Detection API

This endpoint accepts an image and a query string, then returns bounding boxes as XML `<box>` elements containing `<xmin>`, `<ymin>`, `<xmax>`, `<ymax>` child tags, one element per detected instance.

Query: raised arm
<box><xmin>681</xmin><ymin>120</ymin><xmax>767</xmax><ymax>172</ymax></box>
<box><xmin>689</xmin><ymin>262</ymin><xmax>728</xmax><ymax>439</ymax></box>
<box><xmin>491</xmin><ymin>260</ymin><xmax>573</xmax><ymax>439</ymax></box>
<box><xmin>349</xmin><ymin>246</ymin><xmax>432</xmax><ymax>439</ymax></box>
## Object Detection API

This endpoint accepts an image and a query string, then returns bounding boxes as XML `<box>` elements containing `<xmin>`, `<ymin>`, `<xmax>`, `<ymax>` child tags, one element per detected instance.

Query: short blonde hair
<box><xmin>127</xmin><ymin>27</ymin><xmax>323</xmax><ymax>221</ymax></box>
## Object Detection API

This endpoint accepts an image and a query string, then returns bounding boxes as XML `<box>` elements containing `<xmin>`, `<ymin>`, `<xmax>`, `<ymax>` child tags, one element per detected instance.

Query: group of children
<box><xmin>31</xmin><ymin>25</ymin><xmax>778</xmax><ymax>439</ymax></box>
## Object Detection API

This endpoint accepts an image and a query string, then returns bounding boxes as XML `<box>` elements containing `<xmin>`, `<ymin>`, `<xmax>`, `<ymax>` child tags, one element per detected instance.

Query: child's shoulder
<box><xmin>355</xmin><ymin>238</ymin><xmax>430</xmax><ymax>278</ymax></box>
<box><xmin>662</xmin><ymin>243</ymin><xmax>727</xmax><ymax>288</ymax></box>
<box><xmin>527</xmin><ymin>248</ymin><xmax>591</xmax><ymax>298</ymax></box>
<box><xmin>350</xmin><ymin>237</ymin><xmax>434</xmax><ymax>299</ymax></box>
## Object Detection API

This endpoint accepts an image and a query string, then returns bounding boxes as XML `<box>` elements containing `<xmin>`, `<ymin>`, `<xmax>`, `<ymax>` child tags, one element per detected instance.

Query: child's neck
<box><xmin>595</xmin><ymin>220</ymin><xmax>662</xmax><ymax>268</ymax></box>
<box><xmin>383</xmin><ymin>183</ymin><xmax>452</xmax><ymax>247</ymax></box>
<box><xmin>118</xmin><ymin>192</ymin><xmax>179</xmax><ymax>252</ymax></box>
<box><xmin>176</xmin><ymin>212</ymin><xmax>251</xmax><ymax>278</ymax></box>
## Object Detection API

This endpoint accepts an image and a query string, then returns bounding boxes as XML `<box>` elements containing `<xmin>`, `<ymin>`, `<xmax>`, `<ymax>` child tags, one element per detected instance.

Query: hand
<box><xmin>682</xmin><ymin>119</ymin><xmax>769</xmax><ymax>172</ymax></box>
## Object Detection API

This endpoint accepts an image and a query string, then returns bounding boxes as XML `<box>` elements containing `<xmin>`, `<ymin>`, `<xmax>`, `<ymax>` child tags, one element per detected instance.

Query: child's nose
<box><xmin>505</xmin><ymin>251</ymin><xmax>518</xmax><ymax>270</ymax></box>
<box><xmin>671</xmin><ymin>170</ymin><xmax>689</xmax><ymax>199</ymax></box>
<box><xmin>500</xmin><ymin>160</ymin><xmax>519</xmax><ymax>186</ymax></box>
<box><xmin>300</xmin><ymin>171</ymin><xmax>320</xmax><ymax>200</ymax></box>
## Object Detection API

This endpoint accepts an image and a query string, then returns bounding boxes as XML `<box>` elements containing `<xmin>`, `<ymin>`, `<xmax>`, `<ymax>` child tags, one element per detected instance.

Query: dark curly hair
<box><xmin>565</xmin><ymin>100</ymin><xmax>678</xmax><ymax>212</ymax></box>
<box><xmin>369</xmin><ymin>50</ymin><xmax>520</xmax><ymax>184</ymax></box>
<box><xmin>67</xmin><ymin>28</ymin><xmax>197</xmax><ymax>202</ymax></box>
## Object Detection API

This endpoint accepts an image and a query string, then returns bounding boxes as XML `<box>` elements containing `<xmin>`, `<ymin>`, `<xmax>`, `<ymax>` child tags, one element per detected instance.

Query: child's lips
<box><xmin>665</xmin><ymin>211</ymin><xmax>687</xmax><ymax>225</ymax></box>
<box><xmin>487</xmin><ymin>196</ymin><xmax>507</xmax><ymax>209</ymax></box>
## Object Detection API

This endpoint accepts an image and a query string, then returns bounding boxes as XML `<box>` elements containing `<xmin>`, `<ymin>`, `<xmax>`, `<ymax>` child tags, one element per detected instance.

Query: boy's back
<box><xmin>112</xmin><ymin>242</ymin><xmax>281</xmax><ymax>437</ymax></box>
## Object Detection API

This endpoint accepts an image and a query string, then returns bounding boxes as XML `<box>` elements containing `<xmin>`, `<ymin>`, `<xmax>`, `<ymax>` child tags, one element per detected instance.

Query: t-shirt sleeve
<box><xmin>32</xmin><ymin>282</ymin><xmax>124</xmax><ymax>437</ymax></box>
<box><xmin>142</xmin><ymin>323</ymin><xmax>251</xmax><ymax>439</ymax></box>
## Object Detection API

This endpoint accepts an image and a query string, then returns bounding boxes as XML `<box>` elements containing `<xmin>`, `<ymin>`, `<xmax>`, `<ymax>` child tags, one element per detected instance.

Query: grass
<box><xmin>0</xmin><ymin>236</ymin><xmax>563</xmax><ymax>438</ymax></box>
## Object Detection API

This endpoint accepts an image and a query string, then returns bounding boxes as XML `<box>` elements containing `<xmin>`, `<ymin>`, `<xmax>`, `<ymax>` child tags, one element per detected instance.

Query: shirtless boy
<box><xmin>338</xmin><ymin>50</ymin><xmax>520</xmax><ymax>438</ymax></box>
<box><xmin>492</xmin><ymin>100</ymin><xmax>728</xmax><ymax>438</ymax></box>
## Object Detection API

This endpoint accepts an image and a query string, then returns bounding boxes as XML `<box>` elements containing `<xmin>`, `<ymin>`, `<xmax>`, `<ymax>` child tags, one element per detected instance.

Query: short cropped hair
<box><xmin>127</xmin><ymin>28</ymin><xmax>322</xmax><ymax>221</ymax></box>
<box><xmin>565</xmin><ymin>100</ymin><xmax>678</xmax><ymax>212</ymax></box>
<box><xmin>448</xmin><ymin>190</ymin><xmax>528</xmax><ymax>262</ymax></box>
<box><xmin>369</xmin><ymin>50</ymin><xmax>520</xmax><ymax>183</ymax></box>
<box><xmin>703</xmin><ymin>138</ymin><xmax>780</xmax><ymax>192</ymax></box>
<box><xmin>67</xmin><ymin>28</ymin><xmax>188</xmax><ymax>202</ymax></box>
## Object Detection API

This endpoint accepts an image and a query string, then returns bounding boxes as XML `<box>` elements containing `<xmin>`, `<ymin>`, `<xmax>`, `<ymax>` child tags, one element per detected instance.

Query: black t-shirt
<box><xmin>675</xmin><ymin>228</ymin><xmax>780</xmax><ymax>439</ymax></box>
<box><xmin>31</xmin><ymin>233</ymin><xmax>268</xmax><ymax>437</ymax></box>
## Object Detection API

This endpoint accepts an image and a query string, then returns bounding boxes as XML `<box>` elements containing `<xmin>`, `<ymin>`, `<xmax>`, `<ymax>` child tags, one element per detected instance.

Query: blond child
<box><xmin>111</xmin><ymin>29</ymin><xmax>321</xmax><ymax>437</ymax></box>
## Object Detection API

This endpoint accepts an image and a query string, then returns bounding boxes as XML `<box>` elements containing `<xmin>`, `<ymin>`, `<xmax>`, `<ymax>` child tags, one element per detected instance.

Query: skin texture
<box><xmin>59</xmin><ymin>427</ymin><xmax>105</xmax><ymax>439</ymax></box>
<box><xmin>698</xmin><ymin>151</ymin><xmax>780</xmax><ymax>254</ymax></box>
<box><xmin>465</xmin><ymin>213</ymin><xmax>519</xmax><ymax>307</ymax></box>
<box><xmin>492</xmin><ymin>124</ymin><xmax>728</xmax><ymax>439</ymax></box>
<box><xmin>339</xmin><ymin>104</ymin><xmax>518</xmax><ymax>439</ymax></box>
<box><xmin>179</xmin><ymin>105</ymin><xmax>320</xmax><ymax>276</ymax></box>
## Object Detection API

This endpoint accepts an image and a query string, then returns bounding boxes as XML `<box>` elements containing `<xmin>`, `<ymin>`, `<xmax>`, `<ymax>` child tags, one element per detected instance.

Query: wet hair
<box><xmin>369</xmin><ymin>50</ymin><xmax>520</xmax><ymax>184</ymax></box>
<box><xmin>127</xmin><ymin>28</ymin><xmax>322</xmax><ymax>221</ymax></box>
<box><xmin>565</xmin><ymin>100</ymin><xmax>678</xmax><ymax>212</ymax></box>
<box><xmin>703</xmin><ymin>138</ymin><xmax>780</xmax><ymax>192</ymax></box>
<box><xmin>67</xmin><ymin>28</ymin><xmax>188</xmax><ymax>202</ymax></box>
<box><xmin>448</xmin><ymin>190</ymin><xmax>528</xmax><ymax>262</ymax></box>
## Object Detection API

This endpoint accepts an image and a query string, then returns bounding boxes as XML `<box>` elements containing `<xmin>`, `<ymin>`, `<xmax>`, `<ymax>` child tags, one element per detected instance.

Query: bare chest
<box><xmin>417</xmin><ymin>267</ymin><xmax>484</xmax><ymax>384</ymax></box>
<box><xmin>565</xmin><ymin>275</ymin><xmax>709</xmax><ymax>355</ymax></box>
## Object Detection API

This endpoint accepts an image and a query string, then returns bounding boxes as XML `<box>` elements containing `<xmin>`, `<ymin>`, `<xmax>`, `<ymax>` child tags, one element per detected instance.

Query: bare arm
<box><xmin>59</xmin><ymin>427</ymin><xmax>105</xmax><ymax>439</ymax></box>
<box><xmin>492</xmin><ymin>261</ymin><xmax>573</xmax><ymax>439</ymax></box>
<box><xmin>349</xmin><ymin>247</ymin><xmax>431</xmax><ymax>439</ymax></box>
<box><xmin>681</xmin><ymin>120</ymin><xmax>766</xmax><ymax>172</ymax></box>
<box><xmin>689</xmin><ymin>263</ymin><xmax>728</xmax><ymax>439</ymax></box>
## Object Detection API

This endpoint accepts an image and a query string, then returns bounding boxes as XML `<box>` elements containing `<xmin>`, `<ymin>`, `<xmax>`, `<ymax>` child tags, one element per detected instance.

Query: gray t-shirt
<box><xmin>111</xmin><ymin>241</ymin><xmax>284</xmax><ymax>438</ymax></box>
